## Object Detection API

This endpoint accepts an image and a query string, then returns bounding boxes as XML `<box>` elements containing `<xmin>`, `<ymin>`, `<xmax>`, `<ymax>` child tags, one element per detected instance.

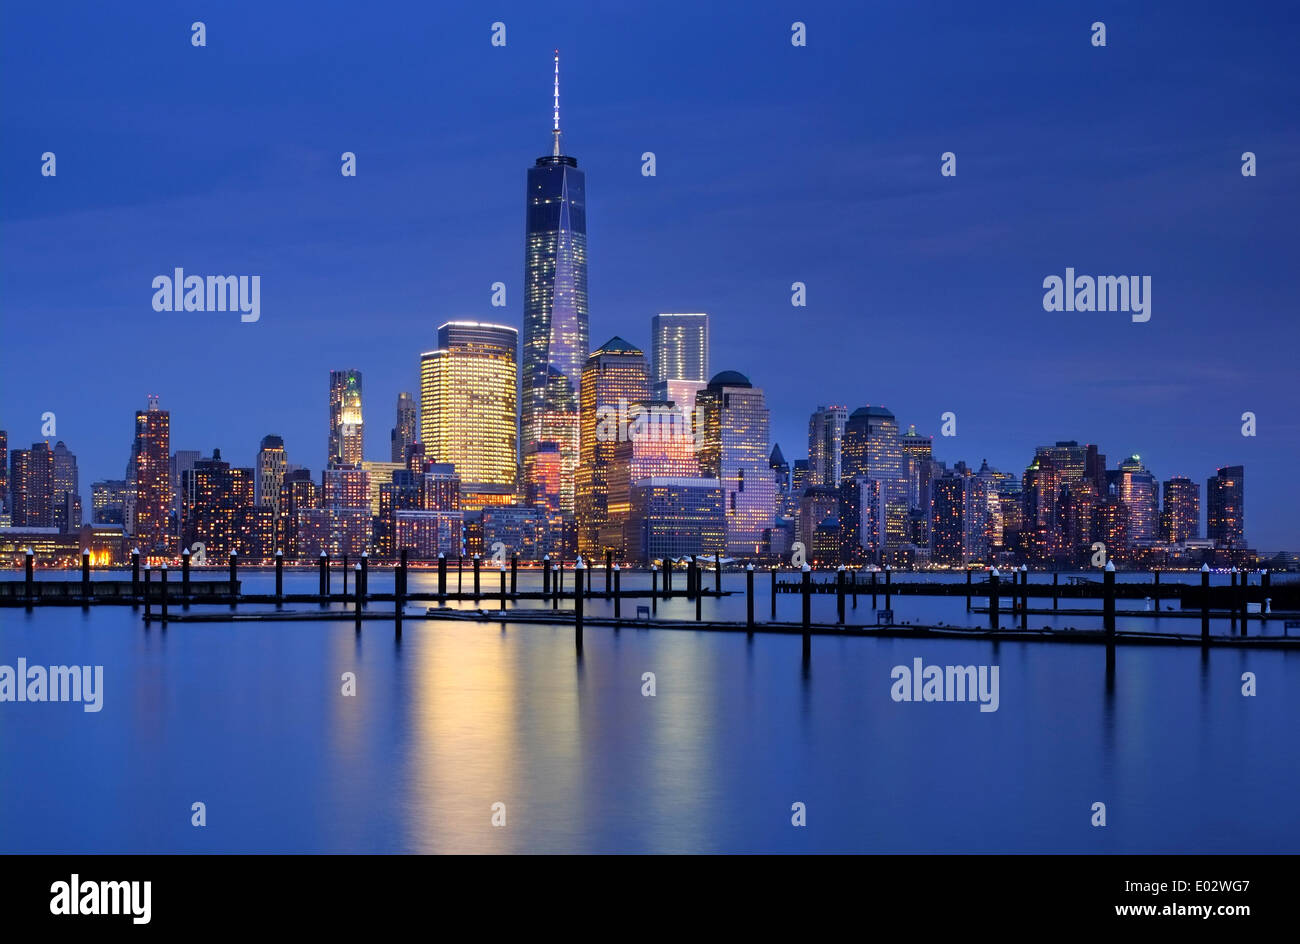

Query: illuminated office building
<box><xmin>575</xmin><ymin>337</ymin><xmax>649</xmax><ymax>556</ymax></box>
<box><xmin>328</xmin><ymin>370</ymin><xmax>364</xmax><ymax>469</ymax></box>
<box><xmin>1160</xmin><ymin>475</ymin><xmax>1200</xmax><ymax>544</ymax></box>
<box><xmin>841</xmin><ymin>405</ymin><xmax>907</xmax><ymax>548</ymax></box>
<box><xmin>524</xmin><ymin>441</ymin><xmax>563</xmax><ymax>514</ymax></box>
<box><xmin>696</xmin><ymin>371</ymin><xmax>775</xmax><ymax>557</ymax></box>
<box><xmin>255</xmin><ymin>435</ymin><xmax>287</xmax><ymax>514</ymax></box>
<box><xmin>91</xmin><ymin>480</ymin><xmax>129</xmax><ymax>526</ymax></box>
<box><xmin>808</xmin><ymin>406</ymin><xmax>847</xmax><ymax>489</ymax></box>
<box><xmin>602</xmin><ymin>400</ymin><xmax>698</xmax><ymax>558</ymax></box>
<box><xmin>522</xmin><ymin>52</ymin><xmax>588</xmax><ymax>511</ymax></box>
<box><xmin>625</xmin><ymin>477</ymin><xmax>725</xmax><ymax>564</ymax></box>
<box><xmin>1116</xmin><ymin>455</ymin><xmax>1159</xmax><ymax>547</ymax></box>
<box><xmin>420</xmin><ymin>321</ymin><xmax>518</xmax><ymax>510</ymax></box>
<box><xmin>651</xmin><ymin>312</ymin><xmax>708</xmax><ymax>405</ymax></box>
<box><xmin>360</xmin><ymin>460</ymin><xmax>405</xmax><ymax>516</ymax></box>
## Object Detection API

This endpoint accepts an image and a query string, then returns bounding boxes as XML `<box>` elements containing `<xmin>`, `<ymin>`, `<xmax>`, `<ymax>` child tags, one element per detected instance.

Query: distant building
<box><xmin>394</xmin><ymin>509</ymin><xmax>463</xmax><ymax>558</ymax></box>
<box><xmin>390</xmin><ymin>392</ymin><xmax>417</xmax><ymax>463</ymax></box>
<box><xmin>1206</xmin><ymin>465</ymin><xmax>1245</xmax><ymax>548</ymax></box>
<box><xmin>0</xmin><ymin>429</ymin><xmax>7</xmax><ymax>516</ymax></box>
<box><xmin>696</xmin><ymin>371</ymin><xmax>775</xmax><ymax>557</ymax></box>
<box><xmin>1160</xmin><ymin>475</ymin><xmax>1200</xmax><ymax>544</ymax></box>
<box><xmin>180</xmin><ymin>449</ymin><xmax>258</xmax><ymax>559</ymax></box>
<box><xmin>255</xmin><ymin>435</ymin><xmax>287</xmax><ymax>513</ymax></box>
<box><xmin>328</xmin><ymin>370</ymin><xmax>364</xmax><ymax>469</ymax></box>
<box><xmin>602</xmin><ymin>400</ymin><xmax>698</xmax><ymax>558</ymax></box>
<box><xmin>798</xmin><ymin>486</ymin><xmax>840</xmax><ymax>560</ymax></box>
<box><xmin>651</xmin><ymin>313</ymin><xmax>708</xmax><ymax>388</ymax></box>
<box><xmin>9</xmin><ymin>441</ymin><xmax>54</xmax><ymax>528</ymax></box>
<box><xmin>625</xmin><ymin>477</ymin><xmax>725</xmax><ymax>563</ymax></box>
<box><xmin>91</xmin><ymin>479</ymin><xmax>129</xmax><ymax>526</ymax></box>
<box><xmin>360</xmin><ymin>461</ymin><xmax>405</xmax><ymax>516</ymax></box>
<box><xmin>51</xmin><ymin>441</ymin><xmax>81</xmax><ymax>533</ymax></box>
<box><xmin>807</xmin><ymin>406</ymin><xmax>847</xmax><ymax>488</ymax></box>
<box><xmin>841</xmin><ymin>406</ymin><xmax>907</xmax><ymax>547</ymax></box>
<box><xmin>420</xmin><ymin>322</ymin><xmax>518</xmax><ymax>509</ymax></box>
<box><xmin>482</xmin><ymin>505</ymin><xmax>552</xmax><ymax>560</ymax></box>
<box><xmin>522</xmin><ymin>57</ymin><xmax>588</xmax><ymax>521</ymax></box>
<box><xmin>1116</xmin><ymin>455</ymin><xmax>1159</xmax><ymax>547</ymax></box>
<box><xmin>278</xmin><ymin>469</ymin><xmax>318</xmax><ymax>558</ymax></box>
<box><xmin>132</xmin><ymin>397</ymin><xmax>171</xmax><ymax>552</ymax></box>
<box><xmin>576</xmin><ymin>337</ymin><xmax>650</xmax><ymax>557</ymax></box>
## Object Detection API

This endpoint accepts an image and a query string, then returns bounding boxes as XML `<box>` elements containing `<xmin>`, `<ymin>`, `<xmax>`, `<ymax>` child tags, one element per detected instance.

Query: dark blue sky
<box><xmin>2</xmin><ymin>1</ymin><xmax>1296</xmax><ymax>546</ymax></box>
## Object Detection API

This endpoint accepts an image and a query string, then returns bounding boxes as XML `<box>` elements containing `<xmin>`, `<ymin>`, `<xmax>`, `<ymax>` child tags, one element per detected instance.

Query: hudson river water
<box><xmin>1</xmin><ymin>570</ymin><xmax>1296</xmax><ymax>853</ymax></box>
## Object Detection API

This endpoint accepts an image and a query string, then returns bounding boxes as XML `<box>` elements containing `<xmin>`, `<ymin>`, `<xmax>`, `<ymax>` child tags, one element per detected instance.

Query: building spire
<box><xmin>552</xmin><ymin>50</ymin><xmax>563</xmax><ymax>156</ymax></box>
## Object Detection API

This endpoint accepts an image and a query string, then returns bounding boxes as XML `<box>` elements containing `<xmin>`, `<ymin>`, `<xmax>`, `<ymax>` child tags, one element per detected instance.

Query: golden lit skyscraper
<box><xmin>420</xmin><ymin>321</ymin><xmax>518</xmax><ymax>510</ymax></box>
<box><xmin>575</xmin><ymin>337</ymin><xmax>649</xmax><ymax>557</ymax></box>
<box><xmin>328</xmin><ymin>370</ymin><xmax>363</xmax><ymax>468</ymax></box>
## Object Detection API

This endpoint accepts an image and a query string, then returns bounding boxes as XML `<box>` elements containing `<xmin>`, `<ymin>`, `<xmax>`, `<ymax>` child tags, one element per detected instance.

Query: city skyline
<box><xmin>1</xmin><ymin>3</ymin><xmax>1296</xmax><ymax>545</ymax></box>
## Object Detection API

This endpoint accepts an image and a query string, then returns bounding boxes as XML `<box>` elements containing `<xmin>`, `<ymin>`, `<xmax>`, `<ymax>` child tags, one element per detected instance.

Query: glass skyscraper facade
<box><xmin>696</xmin><ymin>370</ymin><xmax>775</xmax><ymax>557</ymax></box>
<box><xmin>420</xmin><ymin>321</ymin><xmax>519</xmax><ymax>509</ymax></box>
<box><xmin>575</xmin><ymin>337</ymin><xmax>650</xmax><ymax>557</ymax></box>
<box><xmin>522</xmin><ymin>53</ymin><xmax>588</xmax><ymax>513</ymax></box>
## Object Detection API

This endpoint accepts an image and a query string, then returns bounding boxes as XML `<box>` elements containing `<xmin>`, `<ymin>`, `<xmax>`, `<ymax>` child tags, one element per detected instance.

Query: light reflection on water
<box><xmin>0</xmin><ymin>572</ymin><xmax>1296</xmax><ymax>853</ymax></box>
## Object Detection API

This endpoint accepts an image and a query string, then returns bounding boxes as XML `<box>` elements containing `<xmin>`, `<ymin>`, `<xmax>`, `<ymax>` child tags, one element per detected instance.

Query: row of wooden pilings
<box><xmin>67</xmin><ymin>545</ymin><xmax>1270</xmax><ymax>649</ymax></box>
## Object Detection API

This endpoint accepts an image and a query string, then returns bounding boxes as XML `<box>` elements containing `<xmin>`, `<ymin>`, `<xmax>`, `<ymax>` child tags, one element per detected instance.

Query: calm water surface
<box><xmin>1</xmin><ymin>571</ymin><xmax>1296</xmax><ymax>853</ymax></box>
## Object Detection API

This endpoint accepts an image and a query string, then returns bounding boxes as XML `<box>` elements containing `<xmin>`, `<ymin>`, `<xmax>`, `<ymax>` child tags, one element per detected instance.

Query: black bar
<box><xmin>746</xmin><ymin>565</ymin><xmax>755</xmax><ymax>629</ymax></box>
<box><xmin>990</xmin><ymin>569</ymin><xmax>1000</xmax><ymax>631</ymax></box>
<box><xmin>574</xmin><ymin>564</ymin><xmax>584</xmax><ymax>648</ymax></box>
<box><xmin>613</xmin><ymin>566</ymin><xmax>621</xmax><ymax>619</ymax></box>
<box><xmin>802</xmin><ymin>567</ymin><xmax>811</xmax><ymax>629</ymax></box>
<box><xmin>1201</xmin><ymin>566</ymin><xmax>1210</xmax><ymax>642</ymax></box>
<box><xmin>836</xmin><ymin>567</ymin><xmax>845</xmax><ymax>624</ymax></box>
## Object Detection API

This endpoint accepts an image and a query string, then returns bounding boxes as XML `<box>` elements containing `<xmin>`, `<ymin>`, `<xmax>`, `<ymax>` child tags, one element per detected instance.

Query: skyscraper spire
<box><xmin>552</xmin><ymin>50</ymin><xmax>563</xmax><ymax>156</ymax></box>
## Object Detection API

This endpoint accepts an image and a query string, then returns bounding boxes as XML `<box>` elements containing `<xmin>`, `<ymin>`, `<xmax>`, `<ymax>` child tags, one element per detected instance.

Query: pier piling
<box><xmin>81</xmin><ymin>548</ymin><xmax>91</xmax><ymax>607</ymax></box>
<box><xmin>1103</xmin><ymin>562</ymin><xmax>1116</xmax><ymax>638</ymax></box>
<box><xmin>275</xmin><ymin>550</ymin><xmax>283</xmax><ymax>603</ymax></box>
<box><xmin>989</xmin><ymin>568</ymin><xmax>1000</xmax><ymax>631</ymax></box>
<box><xmin>836</xmin><ymin>566</ymin><xmax>846</xmax><ymax>624</ymax></box>
<box><xmin>183</xmin><ymin>547</ymin><xmax>191</xmax><ymax>607</ymax></box>
<box><xmin>160</xmin><ymin>565</ymin><xmax>168</xmax><ymax>624</ymax></box>
<box><xmin>802</xmin><ymin>565</ymin><xmax>811</xmax><ymax>629</ymax></box>
<box><xmin>1200</xmin><ymin>564</ymin><xmax>1210</xmax><ymax>642</ymax></box>
<box><xmin>614</xmin><ymin>565</ymin><xmax>621</xmax><ymax>619</ymax></box>
<box><xmin>746</xmin><ymin>564</ymin><xmax>755</xmax><ymax>630</ymax></box>
<box><xmin>574</xmin><ymin>560</ymin><xmax>585</xmax><ymax>649</ymax></box>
